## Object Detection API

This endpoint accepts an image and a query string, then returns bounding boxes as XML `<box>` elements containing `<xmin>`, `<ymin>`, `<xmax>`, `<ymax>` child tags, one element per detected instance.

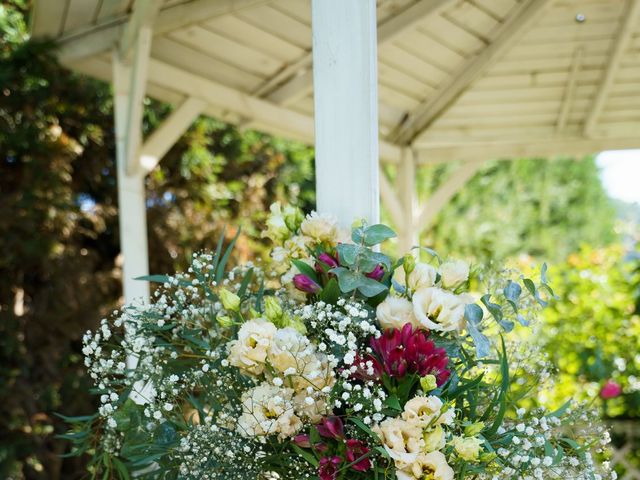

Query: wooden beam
<box><xmin>556</xmin><ymin>46</ymin><xmax>584</xmax><ymax>133</ymax></box>
<box><xmin>379</xmin><ymin>168</ymin><xmax>405</xmax><ymax>233</ymax></box>
<box><xmin>312</xmin><ymin>0</ymin><xmax>379</xmax><ymax>225</ymax></box>
<box><xmin>396</xmin><ymin>148</ymin><xmax>417</xmax><ymax>254</ymax></box>
<box><xmin>393</xmin><ymin>0</ymin><xmax>553</xmax><ymax>145</ymax></box>
<box><xmin>263</xmin><ymin>0</ymin><xmax>455</xmax><ymax>105</ymax></box>
<box><xmin>415</xmin><ymin>161</ymin><xmax>485</xmax><ymax>232</ymax></box>
<box><xmin>119</xmin><ymin>0</ymin><xmax>160</xmax><ymax>59</ymax></box>
<box><xmin>56</xmin><ymin>0</ymin><xmax>273</xmax><ymax>63</ymax></box>
<box><xmin>583</xmin><ymin>0</ymin><xmax>640</xmax><ymax>137</ymax></box>
<box><xmin>414</xmin><ymin>137</ymin><xmax>640</xmax><ymax>164</ymax></box>
<box><xmin>140</xmin><ymin>97</ymin><xmax>206</xmax><ymax>172</ymax></box>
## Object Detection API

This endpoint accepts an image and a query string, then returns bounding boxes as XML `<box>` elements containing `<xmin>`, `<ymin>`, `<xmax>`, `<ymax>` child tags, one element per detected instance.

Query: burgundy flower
<box><xmin>345</xmin><ymin>439</ymin><xmax>372</xmax><ymax>472</ymax></box>
<box><xmin>318</xmin><ymin>456</ymin><xmax>342</xmax><ymax>480</ymax></box>
<box><xmin>367</xmin><ymin>323</ymin><xmax>450</xmax><ymax>385</ymax></box>
<box><xmin>317</xmin><ymin>252</ymin><xmax>339</xmax><ymax>270</ymax></box>
<box><xmin>316</xmin><ymin>416</ymin><xmax>344</xmax><ymax>440</ymax></box>
<box><xmin>293</xmin><ymin>434</ymin><xmax>311</xmax><ymax>448</ymax></box>
<box><xmin>365</xmin><ymin>264</ymin><xmax>385</xmax><ymax>281</ymax></box>
<box><xmin>293</xmin><ymin>274</ymin><xmax>321</xmax><ymax>294</ymax></box>
<box><xmin>600</xmin><ymin>380</ymin><xmax>622</xmax><ymax>399</ymax></box>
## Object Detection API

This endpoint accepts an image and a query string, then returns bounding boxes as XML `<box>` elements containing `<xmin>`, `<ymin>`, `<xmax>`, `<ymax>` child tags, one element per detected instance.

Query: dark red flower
<box><xmin>316</xmin><ymin>416</ymin><xmax>344</xmax><ymax>440</ymax></box>
<box><xmin>345</xmin><ymin>439</ymin><xmax>372</xmax><ymax>472</ymax></box>
<box><xmin>365</xmin><ymin>264</ymin><xmax>385</xmax><ymax>281</ymax></box>
<box><xmin>318</xmin><ymin>456</ymin><xmax>342</xmax><ymax>480</ymax></box>
<box><xmin>365</xmin><ymin>323</ymin><xmax>450</xmax><ymax>385</ymax></box>
<box><xmin>293</xmin><ymin>274</ymin><xmax>321</xmax><ymax>294</ymax></box>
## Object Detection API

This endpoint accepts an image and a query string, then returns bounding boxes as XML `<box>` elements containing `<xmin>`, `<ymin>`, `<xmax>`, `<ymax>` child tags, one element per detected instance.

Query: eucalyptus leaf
<box><xmin>333</xmin><ymin>268</ymin><xmax>365</xmax><ymax>293</ymax></box>
<box><xmin>363</xmin><ymin>224</ymin><xmax>396</xmax><ymax>246</ymax></box>
<box><xmin>337</xmin><ymin>243</ymin><xmax>360</xmax><ymax>266</ymax></box>
<box><xmin>466</xmin><ymin>319</ymin><xmax>491</xmax><ymax>358</ymax></box>
<box><xmin>357</xmin><ymin>277</ymin><xmax>388</xmax><ymax>297</ymax></box>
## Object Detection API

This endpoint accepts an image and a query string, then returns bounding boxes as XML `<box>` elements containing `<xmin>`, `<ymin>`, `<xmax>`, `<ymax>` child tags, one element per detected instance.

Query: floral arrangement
<box><xmin>64</xmin><ymin>205</ymin><xmax>616</xmax><ymax>479</ymax></box>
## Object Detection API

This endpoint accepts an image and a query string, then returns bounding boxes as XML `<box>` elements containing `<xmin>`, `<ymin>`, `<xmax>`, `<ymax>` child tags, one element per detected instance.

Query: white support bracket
<box><xmin>415</xmin><ymin>160</ymin><xmax>485</xmax><ymax>234</ymax></box>
<box><xmin>140</xmin><ymin>96</ymin><xmax>207</xmax><ymax>172</ymax></box>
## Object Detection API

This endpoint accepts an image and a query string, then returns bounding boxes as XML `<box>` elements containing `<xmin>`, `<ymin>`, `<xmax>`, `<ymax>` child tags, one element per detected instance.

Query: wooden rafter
<box><xmin>379</xmin><ymin>167</ymin><xmax>406</xmax><ymax>233</ymax></box>
<box><xmin>556</xmin><ymin>46</ymin><xmax>584</xmax><ymax>133</ymax></box>
<box><xmin>392</xmin><ymin>0</ymin><xmax>553</xmax><ymax>146</ymax></box>
<box><xmin>56</xmin><ymin>0</ymin><xmax>273</xmax><ymax>63</ymax></box>
<box><xmin>583</xmin><ymin>0</ymin><xmax>640</xmax><ymax>137</ymax></box>
<box><xmin>260</xmin><ymin>0</ymin><xmax>456</xmax><ymax>105</ymax></box>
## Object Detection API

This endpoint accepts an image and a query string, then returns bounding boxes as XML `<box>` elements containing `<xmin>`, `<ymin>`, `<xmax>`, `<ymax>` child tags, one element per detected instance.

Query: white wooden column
<box><xmin>113</xmin><ymin>55</ymin><xmax>150</xmax><ymax>305</ymax></box>
<box><xmin>312</xmin><ymin>0</ymin><xmax>379</xmax><ymax>226</ymax></box>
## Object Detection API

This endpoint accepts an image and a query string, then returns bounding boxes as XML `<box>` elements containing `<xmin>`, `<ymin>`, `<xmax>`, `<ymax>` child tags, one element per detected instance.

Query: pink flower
<box><xmin>318</xmin><ymin>456</ymin><xmax>342</xmax><ymax>480</ymax></box>
<box><xmin>600</xmin><ymin>380</ymin><xmax>622</xmax><ymax>399</ymax></box>
<box><xmin>293</xmin><ymin>434</ymin><xmax>311</xmax><ymax>448</ymax></box>
<box><xmin>366</xmin><ymin>264</ymin><xmax>385</xmax><ymax>281</ymax></box>
<box><xmin>316</xmin><ymin>416</ymin><xmax>344</xmax><ymax>440</ymax></box>
<box><xmin>317</xmin><ymin>252</ymin><xmax>339</xmax><ymax>270</ymax></box>
<box><xmin>367</xmin><ymin>323</ymin><xmax>450</xmax><ymax>385</ymax></box>
<box><xmin>293</xmin><ymin>274</ymin><xmax>321</xmax><ymax>294</ymax></box>
<box><xmin>345</xmin><ymin>439</ymin><xmax>372</xmax><ymax>472</ymax></box>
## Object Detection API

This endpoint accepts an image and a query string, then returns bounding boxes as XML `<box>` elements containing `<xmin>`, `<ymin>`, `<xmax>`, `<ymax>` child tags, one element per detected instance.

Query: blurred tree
<box><xmin>0</xmin><ymin>2</ymin><xmax>314</xmax><ymax>478</ymax></box>
<box><xmin>422</xmin><ymin>157</ymin><xmax>617</xmax><ymax>262</ymax></box>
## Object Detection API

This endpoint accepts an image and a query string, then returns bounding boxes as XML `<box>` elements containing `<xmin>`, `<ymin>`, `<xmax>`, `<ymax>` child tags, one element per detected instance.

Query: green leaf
<box><xmin>134</xmin><ymin>274</ymin><xmax>171</xmax><ymax>283</ymax></box>
<box><xmin>291</xmin><ymin>259</ymin><xmax>319</xmax><ymax>283</ymax></box>
<box><xmin>291</xmin><ymin>444</ymin><xmax>318</xmax><ymax>467</ymax></box>
<box><xmin>363</xmin><ymin>224</ymin><xmax>396</xmax><ymax>246</ymax></box>
<box><xmin>215</xmin><ymin>227</ymin><xmax>241</xmax><ymax>283</ymax></box>
<box><xmin>333</xmin><ymin>268</ymin><xmax>365</xmax><ymax>293</ymax></box>
<box><xmin>349</xmin><ymin>417</ymin><xmax>380</xmax><ymax>440</ymax></box>
<box><xmin>465</xmin><ymin>304</ymin><xmax>490</xmax><ymax>358</ymax></box>
<box><xmin>319</xmin><ymin>277</ymin><xmax>340</xmax><ymax>304</ymax></box>
<box><xmin>337</xmin><ymin>243</ymin><xmax>360</xmax><ymax>266</ymax></box>
<box><xmin>384</xmin><ymin>395</ymin><xmax>402</xmax><ymax>411</ymax></box>
<box><xmin>359</xmin><ymin>249</ymin><xmax>392</xmax><ymax>271</ymax></box>
<box><xmin>487</xmin><ymin>337</ymin><xmax>510</xmax><ymax>435</ymax></box>
<box><xmin>481</xmin><ymin>294</ymin><xmax>513</xmax><ymax>332</ymax></box>
<box><xmin>237</xmin><ymin>268</ymin><xmax>254</xmax><ymax>297</ymax></box>
<box><xmin>357</xmin><ymin>277</ymin><xmax>388</xmax><ymax>297</ymax></box>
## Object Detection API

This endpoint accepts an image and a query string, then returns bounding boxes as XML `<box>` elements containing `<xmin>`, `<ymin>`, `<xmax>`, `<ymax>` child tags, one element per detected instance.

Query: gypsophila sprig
<box><xmin>61</xmin><ymin>204</ymin><xmax>615</xmax><ymax>480</ymax></box>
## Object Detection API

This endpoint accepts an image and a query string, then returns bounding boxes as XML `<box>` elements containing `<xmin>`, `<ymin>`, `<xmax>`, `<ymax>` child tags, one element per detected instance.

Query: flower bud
<box><xmin>219</xmin><ymin>288</ymin><xmax>241</xmax><ymax>311</ymax></box>
<box><xmin>479</xmin><ymin>452</ymin><xmax>497</xmax><ymax>463</ymax></box>
<box><xmin>420</xmin><ymin>374</ymin><xmax>437</xmax><ymax>392</ymax></box>
<box><xmin>264</xmin><ymin>296</ymin><xmax>283</xmax><ymax>322</ymax></box>
<box><xmin>403</xmin><ymin>253</ymin><xmax>416</xmax><ymax>275</ymax></box>
<box><xmin>465</xmin><ymin>421</ymin><xmax>485</xmax><ymax>437</ymax></box>
<box><xmin>283</xmin><ymin>205</ymin><xmax>304</xmax><ymax>232</ymax></box>
<box><xmin>216</xmin><ymin>315</ymin><xmax>234</xmax><ymax>328</ymax></box>
<box><xmin>293</xmin><ymin>274</ymin><xmax>321</xmax><ymax>294</ymax></box>
<box><xmin>366</xmin><ymin>264</ymin><xmax>384</xmax><ymax>281</ymax></box>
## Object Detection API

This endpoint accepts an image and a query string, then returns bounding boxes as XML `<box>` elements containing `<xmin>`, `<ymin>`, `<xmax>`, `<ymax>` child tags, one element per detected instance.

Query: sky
<box><xmin>596</xmin><ymin>149</ymin><xmax>640</xmax><ymax>204</ymax></box>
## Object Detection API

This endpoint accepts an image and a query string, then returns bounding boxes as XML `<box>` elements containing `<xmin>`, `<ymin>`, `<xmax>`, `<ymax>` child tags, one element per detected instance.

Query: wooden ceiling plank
<box><xmin>391</xmin><ymin>0</ymin><xmax>555</xmax><ymax>145</ymax></box>
<box><xmin>583</xmin><ymin>0</ymin><xmax>640</xmax><ymax>136</ymax></box>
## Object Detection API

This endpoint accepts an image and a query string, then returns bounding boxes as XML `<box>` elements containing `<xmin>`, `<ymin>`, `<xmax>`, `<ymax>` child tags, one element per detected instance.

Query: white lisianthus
<box><xmin>237</xmin><ymin>383</ymin><xmax>302</xmax><ymax>441</ymax></box>
<box><xmin>376</xmin><ymin>296</ymin><xmax>420</xmax><ymax>330</ymax></box>
<box><xmin>373</xmin><ymin>418</ymin><xmax>424</xmax><ymax>469</ymax></box>
<box><xmin>397</xmin><ymin>451</ymin><xmax>454</xmax><ymax>480</ymax></box>
<box><xmin>227</xmin><ymin>319</ymin><xmax>277</xmax><ymax>375</ymax></box>
<box><xmin>423</xmin><ymin>425</ymin><xmax>446</xmax><ymax>452</ymax></box>
<box><xmin>300</xmin><ymin>212</ymin><xmax>338</xmax><ymax>243</ymax></box>
<box><xmin>412</xmin><ymin>287</ymin><xmax>472</xmax><ymax>332</ymax></box>
<box><xmin>451</xmin><ymin>435</ymin><xmax>484</xmax><ymax>461</ymax></box>
<box><xmin>402</xmin><ymin>395</ymin><xmax>446</xmax><ymax>427</ymax></box>
<box><xmin>293</xmin><ymin>390</ymin><xmax>330</xmax><ymax>423</ymax></box>
<box><xmin>267</xmin><ymin>327</ymin><xmax>313</xmax><ymax>374</ymax></box>
<box><xmin>393</xmin><ymin>262</ymin><xmax>437</xmax><ymax>291</ymax></box>
<box><xmin>263</xmin><ymin>203</ymin><xmax>290</xmax><ymax>241</ymax></box>
<box><xmin>439</xmin><ymin>260</ymin><xmax>470</xmax><ymax>289</ymax></box>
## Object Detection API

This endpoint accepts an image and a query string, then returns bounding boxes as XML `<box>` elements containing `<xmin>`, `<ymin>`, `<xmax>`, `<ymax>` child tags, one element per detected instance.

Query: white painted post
<box><xmin>312</xmin><ymin>0</ymin><xmax>379</xmax><ymax>226</ymax></box>
<box><xmin>113</xmin><ymin>53</ymin><xmax>150</xmax><ymax>305</ymax></box>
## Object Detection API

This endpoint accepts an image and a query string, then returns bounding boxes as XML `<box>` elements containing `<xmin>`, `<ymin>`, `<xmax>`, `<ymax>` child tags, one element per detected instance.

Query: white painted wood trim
<box><xmin>379</xmin><ymin>168</ymin><xmax>405</xmax><ymax>233</ymax></box>
<box><xmin>312</xmin><ymin>0</ymin><xmax>379</xmax><ymax>226</ymax></box>
<box><xmin>140</xmin><ymin>96</ymin><xmax>206</xmax><ymax>172</ymax></box>
<box><xmin>415</xmin><ymin>161</ymin><xmax>485</xmax><ymax>233</ymax></box>
<box><xmin>583</xmin><ymin>0</ymin><xmax>640</xmax><ymax>137</ymax></box>
<box><xmin>556</xmin><ymin>46</ymin><xmax>584</xmax><ymax>133</ymax></box>
<box><xmin>394</xmin><ymin>0</ymin><xmax>553</xmax><ymax>145</ymax></box>
<box><xmin>113</xmin><ymin>51</ymin><xmax>150</xmax><ymax>305</ymax></box>
<box><xmin>119</xmin><ymin>0</ymin><xmax>161</xmax><ymax>59</ymax></box>
<box><xmin>396</xmin><ymin>148</ymin><xmax>417</xmax><ymax>254</ymax></box>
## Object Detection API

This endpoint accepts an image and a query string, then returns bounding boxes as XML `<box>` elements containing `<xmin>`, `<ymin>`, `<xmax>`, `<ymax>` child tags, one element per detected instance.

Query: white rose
<box><xmin>227</xmin><ymin>319</ymin><xmax>277</xmax><ymax>375</ymax></box>
<box><xmin>412</xmin><ymin>287</ymin><xmax>472</xmax><ymax>332</ymax></box>
<box><xmin>393</xmin><ymin>263</ymin><xmax>437</xmax><ymax>291</ymax></box>
<box><xmin>376</xmin><ymin>296</ymin><xmax>420</xmax><ymax>330</ymax></box>
<box><xmin>439</xmin><ymin>260</ymin><xmax>469</xmax><ymax>289</ymax></box>
<box><xmin>398</xmin><ymin>451</ymin><xmax>454</xmax><ymax>480</ymax></box>
<box><xmin>373</xmin><ymin>418</ymin><xmax>423</xmax><ymax>470</ymax></box>
<box><xmin>300</xmin><ymin>211</ymin><xmax>338</xmax><ymax>243</ymax></box>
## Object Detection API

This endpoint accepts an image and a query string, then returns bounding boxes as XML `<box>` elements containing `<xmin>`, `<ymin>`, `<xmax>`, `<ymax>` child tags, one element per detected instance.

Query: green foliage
<box><xmin>522</xmin><ymin>244</ymin><xmax>640</xmax><ymax>419</ymax></box>
<box><xmin>423</xmin><ymin>157</ymin><xmax>617</xmax><ymax>262</ymax></box>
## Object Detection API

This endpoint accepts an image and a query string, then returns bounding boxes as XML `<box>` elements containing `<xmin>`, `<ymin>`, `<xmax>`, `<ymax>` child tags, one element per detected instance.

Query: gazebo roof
<box><xmin>31</xmin><ymin>0</ymin><xmax>640</xmax><ymax>165</ymax></box>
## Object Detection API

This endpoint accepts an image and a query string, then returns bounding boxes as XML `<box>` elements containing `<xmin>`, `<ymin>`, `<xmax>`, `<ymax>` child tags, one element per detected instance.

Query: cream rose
<box><xmin>393</xmin><ymin>262</ymin><xmax>437</xmax><ymax>291</ymax></box>
<box><xmin>376</xmin><ymin>296</ymin><xmax>420</xmax><ymax>330</ymax></box>
<box><xmin>227</xmin><ymin>319</ymin><xmax>277</xmax><ymax>375</ymax></box>
<box><xmin>439</xmin><ymin>260</ymin><xmax>469</xmax><ymax>289</ymax></box>
<box><xmin>300</xmin><ymin>212</ymin><xmax>338</xmax><ymax>243</ymax></box>
<box><xmin>412</xmin><ymin>287</ymin><xmax>472</xmax><ymax>332</ymax></box>
<box><xmin>373</xmin><ymin>418</ymin><xmax>424</xmax><ymax>469</ymax></box>
<box><xmin>396</xmin><ymin>451</ymin><xmax>454</xmax><ymax>480</ymax></box>
<box><xmin>236</xmin><ymin>383</ymin><xmax>302</xmax><ymax>441</ymax></box>
<box><xmin>402</xmin><ymin>395</ymin><xmax>445</xmax><ymax>427</ymax></box>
